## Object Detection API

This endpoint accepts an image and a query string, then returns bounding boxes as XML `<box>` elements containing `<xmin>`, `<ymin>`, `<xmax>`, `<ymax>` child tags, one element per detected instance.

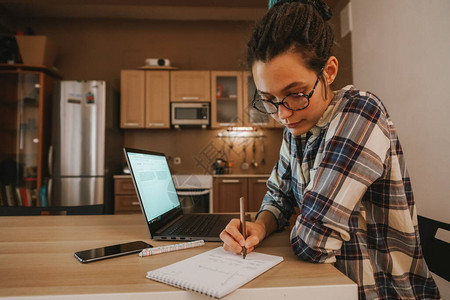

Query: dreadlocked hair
<box><xmin>247</xmin><ymin>1</ymin><xmax>334</xmax><ymax>75</ymax></box>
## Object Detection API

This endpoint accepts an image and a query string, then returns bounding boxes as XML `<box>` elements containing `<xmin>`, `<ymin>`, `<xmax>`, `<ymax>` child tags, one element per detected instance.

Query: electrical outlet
<box><xmin>174</xmin><ymin>157</ymin><xmax>181</xmax><ymax>165</ymax></box>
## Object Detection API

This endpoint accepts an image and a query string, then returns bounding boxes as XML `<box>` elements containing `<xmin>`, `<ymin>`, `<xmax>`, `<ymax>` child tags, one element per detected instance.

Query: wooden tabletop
<box><xmin>0</xmin><ymin>215</ymin><xmax>356</xmax><ymax>299</ymax></box>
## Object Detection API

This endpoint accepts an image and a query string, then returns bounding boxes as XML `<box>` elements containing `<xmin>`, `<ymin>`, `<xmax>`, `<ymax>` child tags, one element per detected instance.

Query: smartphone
<box><xmin>74</xmin><ymin>241</ymin><xmax>152</xmax><ymax>263</ymax></box>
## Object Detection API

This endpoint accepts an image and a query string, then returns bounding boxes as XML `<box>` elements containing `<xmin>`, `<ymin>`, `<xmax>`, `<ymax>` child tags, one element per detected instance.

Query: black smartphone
<box><xmin>74</xmin><ymin>241</ymin><xmax>152</xmax><ymax>263</ymax></box>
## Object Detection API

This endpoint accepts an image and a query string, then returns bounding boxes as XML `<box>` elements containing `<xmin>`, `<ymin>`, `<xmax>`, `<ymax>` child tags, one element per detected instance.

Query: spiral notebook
<box><xmin>146</xmin><ymin>247</ymin><xmax>284</xmax><ymax>298</ymax></box>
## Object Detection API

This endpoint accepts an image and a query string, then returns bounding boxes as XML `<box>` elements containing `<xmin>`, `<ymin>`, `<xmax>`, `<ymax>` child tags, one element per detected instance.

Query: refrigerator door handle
<box><xmin>48</xmin><ymin>145</ymin><xmax>53</xmax><ymax>176</ymax></box>
<box><xmin>47</xmin><ymin>178</ymin><xmax>52</xmax><ymax>206</ymax></box>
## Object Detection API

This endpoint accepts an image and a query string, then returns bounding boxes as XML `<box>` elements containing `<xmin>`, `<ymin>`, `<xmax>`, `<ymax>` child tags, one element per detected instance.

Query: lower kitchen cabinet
<box><xmin>213</xmin><ymin>176</ymin><xmax>269</xmax><ymax>213</ymax></box>
<box><xmin>247</xmin><ymin>177</ymin><xmax>270</xmax><ymax>211</ymax></box>
<box><xmin>114</xmin><ymin>176</ymin><xmax>140</xmax><ymax>214</ymax></box>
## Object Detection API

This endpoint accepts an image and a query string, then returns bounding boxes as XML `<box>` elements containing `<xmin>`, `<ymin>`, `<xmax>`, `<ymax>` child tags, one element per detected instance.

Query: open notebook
<box><xmin>146</xmin><ymin>247</ymin><xmax>283</xmax><ymax>298</ymax></box>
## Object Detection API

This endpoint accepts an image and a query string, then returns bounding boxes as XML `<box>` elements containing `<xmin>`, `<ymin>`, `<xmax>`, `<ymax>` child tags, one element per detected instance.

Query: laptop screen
<box><xmin>126</xmin><ymin>150</ymin><xmax>180</xmax><ymax>223</ymax></box>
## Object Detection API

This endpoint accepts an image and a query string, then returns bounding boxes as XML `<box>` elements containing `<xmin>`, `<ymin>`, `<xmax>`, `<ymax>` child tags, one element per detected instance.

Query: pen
<box><xmin>139</xmin><ymin>240</ymin><xmax>205</xmax><ymax>257</ymax></box>
<box><xmin>240</xmin><ymin>196</ymin><xmax>247</xmax><ymax>259</ymax></box>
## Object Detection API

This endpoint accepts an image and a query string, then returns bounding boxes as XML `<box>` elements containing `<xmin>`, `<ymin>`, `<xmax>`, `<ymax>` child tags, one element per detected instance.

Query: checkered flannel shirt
<box><xmin>259</xmin><ymin>86</ymin><xmax>440</xmax><ymax>299</ymax></box>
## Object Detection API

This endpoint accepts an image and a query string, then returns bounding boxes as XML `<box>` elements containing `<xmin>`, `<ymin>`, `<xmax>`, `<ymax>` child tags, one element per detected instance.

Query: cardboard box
<box><xmin>15</xmin><ymin>35</ymin><xmax>57</xmax><ymax>68</ymax></box>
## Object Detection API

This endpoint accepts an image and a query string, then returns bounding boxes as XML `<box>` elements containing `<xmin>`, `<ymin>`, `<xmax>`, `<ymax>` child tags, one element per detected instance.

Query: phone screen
<box><xmin>74</xmin><ymin>241</ymin><xmax>152</xmax><ymax>263</ymax></box>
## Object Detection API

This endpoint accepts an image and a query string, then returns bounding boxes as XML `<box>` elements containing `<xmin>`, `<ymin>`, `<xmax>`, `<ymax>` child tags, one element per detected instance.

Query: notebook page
<box><xmin>146</xmin><ymin>246</ymin><xmax>283</xmax><ymax>298</ymax></box>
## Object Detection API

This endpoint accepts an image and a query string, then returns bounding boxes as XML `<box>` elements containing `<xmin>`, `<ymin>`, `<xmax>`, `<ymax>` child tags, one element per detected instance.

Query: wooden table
<box><xmin>0</xmin><ymin>215</ymin><xmax>357</xmax><ymax>299</ymax></box>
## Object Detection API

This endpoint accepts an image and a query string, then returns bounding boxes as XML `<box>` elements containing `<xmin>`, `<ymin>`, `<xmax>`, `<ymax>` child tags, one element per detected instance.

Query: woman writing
<box><xmin>220</xmin><ymin>0</ymin><xmax>440</xmax><ymax>298</ymax></box>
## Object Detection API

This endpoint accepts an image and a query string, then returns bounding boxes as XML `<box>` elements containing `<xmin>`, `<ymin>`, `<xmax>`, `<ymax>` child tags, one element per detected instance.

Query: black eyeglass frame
<box><xmin>251</xmin><ymin>68</ymin><xmax>324</xmax><ymax>115</ymax></box>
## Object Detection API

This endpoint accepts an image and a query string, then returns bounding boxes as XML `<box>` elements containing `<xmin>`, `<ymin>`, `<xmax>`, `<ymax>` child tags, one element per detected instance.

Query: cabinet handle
<box><xmin>219</xmin><ymin>123</ymin><xmax>234</xmax><ymax>126</ymax></box>
<box><xmin>124</xmin><ymin>122</ymin><xmax>140</xmax><ymax>126</ymax></box>
<box><xmin>48</xmin><ymin>145</ymin><xmax>53</xmax><ymax>176</ymax></box>
<box><xmin>222</xmin><ymin>179</ymin><xmax>240</xmax><ymax>183</ymax></box>
<box><xmin>257</xmin><ymin>179</ymin><xmax>267</xmax><ymax>183</ymax></box>
<box><xmin>177</xmin><ymin>190</ymin><xmax>210</xmax><ymax>196</ymax></box>
<box><xmin>148</xmin><ymin>123</ymin><xmax>166</xmax><ymax>126</ymax></box>
<box><xmin>182</xmin><ymin>96</ymin><xmax>200</xmax><ymax>100</ymax></box>
<box><xmin>131</xmin><ymin>201</ymin><xmax>140</xmax><ymax>206</ymax></box>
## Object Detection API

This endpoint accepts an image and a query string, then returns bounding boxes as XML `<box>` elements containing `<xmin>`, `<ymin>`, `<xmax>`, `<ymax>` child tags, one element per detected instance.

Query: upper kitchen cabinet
<box><xmin>211</xmin><ymin>71</ymin><xmax>243</xmax><ymax>128</ymax></box>
<box><xmin>120</xmin><ymin>70</ymin><xmax>144</xmax><ymax>128</ymax></box>
<box><xmin>145</xmin><ymin>71</ymin><xmax>170</xmax><ymax>128</ymax></box>
<box><xmin>0</xmin><ymin>65</ymin><xmax>58</xmax><ymax>209</ymax></box>
<box><xmin>170</xmin><ymin>71</ymin><xmax>210</xmax><ymax>102</ymax></box>
<box><xmin>120</xmin><ymin>70</ymin><xmax>170</xmax><ymax>129</ymax></box>
<box><xmin>242</xmin><ymin>72</ymin><xmax>282</xmax><ymax>128</ymax></box>
<box><xmin>211</xmin><ymin>71</ymin><xmax>281</xmax><ymax>129</ymax></box>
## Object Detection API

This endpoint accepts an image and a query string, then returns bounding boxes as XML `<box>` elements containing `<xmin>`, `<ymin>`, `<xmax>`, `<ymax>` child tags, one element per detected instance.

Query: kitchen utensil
<box><xmin>260</xmin><ymin>139</ymin><xmax>266</xmax><ymax>165</ymax></box>
<box><xmin>241</xmin><ymin>144</ymin><xmax>249</xmax><ymax>170</ymax></box>
<box><xmin>251</xmin><ymin>141</ymin><xmax>259</xmax><ymax>168</ymax></box>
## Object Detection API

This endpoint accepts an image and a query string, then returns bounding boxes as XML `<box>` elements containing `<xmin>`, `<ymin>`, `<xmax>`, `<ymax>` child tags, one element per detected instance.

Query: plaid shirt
<box><xmin>260</xmin><ymin>86</ymin><xmax>440</xmax><ymax>299</ymax></box>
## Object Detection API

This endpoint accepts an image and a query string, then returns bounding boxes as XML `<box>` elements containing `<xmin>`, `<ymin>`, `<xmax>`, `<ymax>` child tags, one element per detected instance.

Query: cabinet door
<box><xmin>114</xmin><ymin>177</ymin><xmax>136</xmax><ymax>194</ymax></box>
<box><xmin>120</xmin><ymin>70</ymin><xmax>145</xmax><ymax>128</ymax></box>
<box><xmin>114</xmin><ymin>178</ymin><xmax>140</xmax><ymax>214</ymax></box>
<box><xmin>213</xmin><ymin>178</ymin><xmax>247</xmax><ymax>213</ymax></box>
<box><xmin>211</xmin><ymin>71</ymin><xmax>243</xmax><ymax>128</ymax></box>
<box><xmin>0</xmin><ymin>72</ymin><xmax>40</xmax><ymax>206</ymax></box>
<box><xmin>145</xmin><ymin>71</ymin><xmax>170</xmax><ymax>128</ymax></box>
<box><xmin>247</xmin><ymin>177</ymin><xmax>269</xmax><ymax>212</ymax></box>
<box><xmin>170</xmin><ymin>71</ymin><xmax>210</xmax><ymax>102</ymax></box>
<box><xmin>0</xmin><ymin>70</ymin><xmax>56</xmax><ymax>207</ymax></box>
<box><xmin>242</xmin><ymin>72</ymin><xmax>273</xmax><ymax>128</ymax></box>
<box><xmin>115</xmin><ymin>195</ymin><xmax>141</xmax><ymax>213</ymax></box>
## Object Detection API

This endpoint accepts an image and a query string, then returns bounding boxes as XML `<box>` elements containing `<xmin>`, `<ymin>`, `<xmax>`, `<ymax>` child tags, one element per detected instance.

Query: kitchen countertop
<box><xmin>212</xmin><ymin>174</ymin><xmax>270</xmax><ymax>178</ymax></box>
<box><xmin>113</xmin><ymin>174</ymin><xmax>133</xmax><ymax>178</ymax></box>
<box><xmin>114</xmin><ymin>174</ymin><xmax>271</xmax><ymax>179</ymax></box>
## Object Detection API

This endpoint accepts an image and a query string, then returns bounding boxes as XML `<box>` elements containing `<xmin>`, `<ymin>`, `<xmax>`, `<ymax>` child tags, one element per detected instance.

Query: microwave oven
<box><xmin>171</xmin><ymin>102</ymin><xmax>210</xmax><ymax>127</ymax></box>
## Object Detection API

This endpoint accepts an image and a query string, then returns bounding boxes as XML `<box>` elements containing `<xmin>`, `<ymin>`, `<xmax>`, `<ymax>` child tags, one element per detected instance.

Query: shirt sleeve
<box><xmin>291</xmin><ymin>92</ymin><xmax>391</xmax><ymax>263</ymax></box>
<box><xmin>257</xmin><ymin>128</ymin><xmax>297</xmax><ymax>231</ymax></box>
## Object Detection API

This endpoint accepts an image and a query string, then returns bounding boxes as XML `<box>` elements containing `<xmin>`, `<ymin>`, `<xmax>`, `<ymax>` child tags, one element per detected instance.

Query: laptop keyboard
<box><xmin>167</xmin><ymin>214</ymin><xmax>222</xmax><ymax>236</ymax></box>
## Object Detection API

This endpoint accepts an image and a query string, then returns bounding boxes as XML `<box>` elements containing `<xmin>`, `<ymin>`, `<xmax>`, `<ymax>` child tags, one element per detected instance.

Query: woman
<box><xmin>219</xmin><ymin>0</ymin><xmax>440</xmax><ymax>299</ymax></box>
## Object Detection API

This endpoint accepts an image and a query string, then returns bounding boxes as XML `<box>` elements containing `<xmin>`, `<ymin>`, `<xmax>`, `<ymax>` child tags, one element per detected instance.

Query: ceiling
<box><xmin>0</xmin><ymin>0</ymin><xmax>339</xmax><ymax>22</ymax></box>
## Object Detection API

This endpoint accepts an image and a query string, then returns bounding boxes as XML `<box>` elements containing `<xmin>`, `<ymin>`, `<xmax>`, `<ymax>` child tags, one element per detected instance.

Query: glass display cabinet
<box><xmin>0</xmin><ymin>65</ymin><xmax>57</xmax><ymax>212</ymax></box>
<box><xmin>242</xmin><ymin>71</ymin><xmax>273</xmax><ymax>128</ymax></box>
<box><xmin>211</xmin><ymin>71</ymin><xmax>243</xmax><ymax>128</ymax></box>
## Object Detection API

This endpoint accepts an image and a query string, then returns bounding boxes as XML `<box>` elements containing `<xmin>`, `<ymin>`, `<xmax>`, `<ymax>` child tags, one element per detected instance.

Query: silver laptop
<box><xmin>123</xmin><ymin>147</ymin><xmax>239</xmax><ymax>242</ymax></box>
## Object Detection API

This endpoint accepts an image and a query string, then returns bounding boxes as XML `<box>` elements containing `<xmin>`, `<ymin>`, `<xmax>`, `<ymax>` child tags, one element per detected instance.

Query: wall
<box><xmin>329</xmin><ymin>0</ymin><xmax>353</xmax><ymax>89</ymax></box>
<box><xmin>25</xmin><ymin>19</ymin><xmax>255</xmax><ymax>89</ymax></box>
<box><xmin>350</xmin><ymin>1</ymin><xmax>449</xmax><ymax>295</ymax></box>
<box><xmin>125</xmin><ymin>128</ymin><xmax>282</xmax><ymax>175</ymax></box>
<box><xmin>11</xmin><ymin>17</ymin><xmax>284</xmax><ymax>175</ymax></box>
<box><xmin>350</xmin><ymin>0</ymin><xmax>450</xmax><ymax>223</ymax></box>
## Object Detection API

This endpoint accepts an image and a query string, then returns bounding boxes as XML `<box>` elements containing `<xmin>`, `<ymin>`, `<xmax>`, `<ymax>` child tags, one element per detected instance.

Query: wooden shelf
<box><xmin>137</xmin><ymin>65</ymin><xmax>178</xmax><ymax>70</ymax></box>
<box><xmin>0</xmin><ymin>63</ymin><xmax>62</xmax><ymax>78</ymax></box>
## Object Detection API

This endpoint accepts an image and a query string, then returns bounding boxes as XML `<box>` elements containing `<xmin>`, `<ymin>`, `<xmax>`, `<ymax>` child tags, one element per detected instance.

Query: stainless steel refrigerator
<box><xmin>49</xmin><ymin>80</ymin><xmax>122</xmax><ymax>214</ymax></box>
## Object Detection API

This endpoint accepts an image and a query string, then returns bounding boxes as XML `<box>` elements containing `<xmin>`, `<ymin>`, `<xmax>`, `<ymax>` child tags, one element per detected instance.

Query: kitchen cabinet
<box><xmin>120</xmin><ymin>70</ymin><xmax>170</xmax><ymax>129</ymax></box>
<box><xmin>247</xmin><ymin>177</ymin><xmax>270</xmax><ymax>211</ymax></box>
<box><xmin>114</xmin><ymin>176</ymin><xmax>140</xmax><ymax>214</ymax></box>
<box><xmin>211</xmin><ymin>71</ymin><xmax>281</xmax><ymax>129</ymax></box>
<box><xmin>242</xmin><ymin>72</ymin><xmax>283</xmax><ymax>128</ymax></box>
<box><xmin>213</xmin><ymin>175</ymin><xmax>269</xmax><ymax>213</ymax></box>
<box><xmin>0</xmin><ymin>64</ymin><xmax>58</xmax><ymax>211</ymax></box>
<box><xmin>211</xmin><ymin>71</ymin><xmax>243</xmax><ymax>128</ymax></box>
<box><xmin>170</xmin><ymin>71</ymin><xmax>210</xmax><ymax>102</ymax></box>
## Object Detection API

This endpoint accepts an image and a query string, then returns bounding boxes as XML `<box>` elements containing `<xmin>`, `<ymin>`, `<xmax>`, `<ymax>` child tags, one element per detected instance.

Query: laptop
<box><xmin>123</xmin><ymin>147</ymin><xmax>240</xmax><ymax>242</ymax></box>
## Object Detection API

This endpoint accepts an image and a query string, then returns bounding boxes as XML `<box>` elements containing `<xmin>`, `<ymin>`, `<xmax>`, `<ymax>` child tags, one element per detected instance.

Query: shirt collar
<box><xmin>309</xmin><ymin>85</ymin><xmax>354</xmax><ymax>137</ymax></box>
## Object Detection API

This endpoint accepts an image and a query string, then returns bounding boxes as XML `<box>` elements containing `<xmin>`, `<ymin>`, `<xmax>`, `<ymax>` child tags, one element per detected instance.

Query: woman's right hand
<box><xmin>220</xmin><ymin>218</ymin><xmax>266</xmax><ymax>255</ymax></box>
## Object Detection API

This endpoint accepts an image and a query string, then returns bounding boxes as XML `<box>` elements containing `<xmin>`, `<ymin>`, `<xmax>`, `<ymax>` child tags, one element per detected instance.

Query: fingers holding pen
<box><xmin>220</xmin><ymin>219</ymin><xmax>244</xmax><ymax>254</ymax></box>
<box><xmin>220</xmin><ymin>219</ymin><xmax>264</xmax><ymax>255</ymax></box>
<box><xmin>243</xmin><ymin>233</ymin><xmax>261</xmax><ymax>253</ymax></box>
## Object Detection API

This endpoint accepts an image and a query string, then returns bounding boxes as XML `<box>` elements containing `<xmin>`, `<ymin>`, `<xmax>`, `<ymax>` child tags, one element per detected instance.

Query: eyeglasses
<box><xmin>251</xmin><ymin>69</ymin><xmax>323</xmax><ymax>115</ymax></box>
